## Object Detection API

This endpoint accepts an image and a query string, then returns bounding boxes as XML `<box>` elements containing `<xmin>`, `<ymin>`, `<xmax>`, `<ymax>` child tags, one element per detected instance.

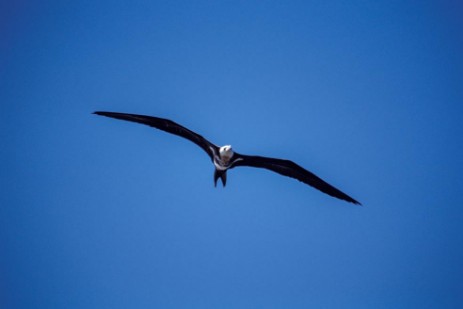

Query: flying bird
<box><xmin>94</xmin><ymin>111</ymin><xmax>361</xmax><ymax>205</ymax></box>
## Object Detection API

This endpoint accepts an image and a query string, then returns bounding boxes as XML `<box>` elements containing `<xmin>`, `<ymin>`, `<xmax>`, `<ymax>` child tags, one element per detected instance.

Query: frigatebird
<box><xmin>94</xmin><ymin>111</ymin><xmax>361</xmax><ymax>205</ymax></box>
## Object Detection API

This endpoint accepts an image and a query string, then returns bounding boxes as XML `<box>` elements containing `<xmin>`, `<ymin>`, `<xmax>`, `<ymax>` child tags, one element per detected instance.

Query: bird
<box><xmin>93</xmin><ymin>111</ymin><xmax>361</xmax><ymax>205</ymax></box>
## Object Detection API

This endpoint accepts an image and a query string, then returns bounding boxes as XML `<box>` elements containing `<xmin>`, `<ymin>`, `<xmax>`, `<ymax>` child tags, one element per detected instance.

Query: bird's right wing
<box><xmin>94</xmin><ymin>111</ymin><xmax>218</xmax><ymax>159</ymax></box>
<box><xmin>231</xmin><ymin>153</ymin><xmax>361</xmax><ymax>205</ymax></box>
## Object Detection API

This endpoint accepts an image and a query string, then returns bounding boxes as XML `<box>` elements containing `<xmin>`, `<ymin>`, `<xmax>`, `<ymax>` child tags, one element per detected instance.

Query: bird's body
<box><xmin>94</xmin><ymin>111</ymin><xmax>361</xmax><ymax>205</ymax></box>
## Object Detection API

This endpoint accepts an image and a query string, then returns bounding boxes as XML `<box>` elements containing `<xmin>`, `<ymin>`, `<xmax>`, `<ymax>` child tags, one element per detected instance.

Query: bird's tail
<box><xmin>214</xmin><ymin>170</ymin><xmax>227</xmax><ymax>187</ymax></box>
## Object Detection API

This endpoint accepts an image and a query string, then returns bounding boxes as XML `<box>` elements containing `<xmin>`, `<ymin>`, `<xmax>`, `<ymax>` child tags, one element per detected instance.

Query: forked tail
<box><xmin>214</xmin><ymin>170</ymin><xmax>227</xmax><ymax>187</ymax></box>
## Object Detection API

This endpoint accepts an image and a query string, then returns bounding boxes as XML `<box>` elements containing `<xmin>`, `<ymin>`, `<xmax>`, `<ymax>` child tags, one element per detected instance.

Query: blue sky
<box><xmin>1</xmin><ymin>0</ymin><xmax>462</xmax><ymax>308</ymax></box>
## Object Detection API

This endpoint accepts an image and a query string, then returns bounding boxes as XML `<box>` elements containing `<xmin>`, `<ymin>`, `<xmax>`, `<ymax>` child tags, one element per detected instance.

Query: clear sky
<box><xmin>1</xmin><ymin>0</ymin><xmax>462</xmax><ymax>308</ymax></box>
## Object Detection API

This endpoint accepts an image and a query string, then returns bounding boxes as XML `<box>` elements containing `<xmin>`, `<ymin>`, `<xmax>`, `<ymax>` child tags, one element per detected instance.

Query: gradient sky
<box><xmin>1</xmin><ymin>1</ymin><xmax>463</xmax><ymax>308</ymax></box>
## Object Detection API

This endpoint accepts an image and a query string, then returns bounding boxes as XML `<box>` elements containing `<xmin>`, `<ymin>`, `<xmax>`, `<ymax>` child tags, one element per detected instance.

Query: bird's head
<box><xmin>219</xmin><ymin>145</ymin><xmax>234</xmax><ymax>160</ymax></box>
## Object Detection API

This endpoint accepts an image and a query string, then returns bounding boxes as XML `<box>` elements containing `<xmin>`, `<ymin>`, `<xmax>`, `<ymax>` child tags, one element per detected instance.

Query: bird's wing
<box><xmin>231</xmin><ymin>153</ymin><xmax>361</xmax><ymax>205</ymax></box>
<box><xmin>94</xmin><ymin>111</ymin><xmax>218</xmax><ymax>159</ymax></box>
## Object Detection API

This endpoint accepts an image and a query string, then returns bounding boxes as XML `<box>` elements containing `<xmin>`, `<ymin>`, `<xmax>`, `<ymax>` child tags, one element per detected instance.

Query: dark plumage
<box><xmin>94</xmin><ymin>111</ymin><xmax>361</xmax><ymax>205</ymax></box>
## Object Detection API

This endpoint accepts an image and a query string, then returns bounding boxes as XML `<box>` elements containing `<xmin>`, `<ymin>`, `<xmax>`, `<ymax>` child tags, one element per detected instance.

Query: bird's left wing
<box><xmin>94</xmin><ymin>111</ymin><xmax>218</xmax><ymax>159</ymax></box>
<box><xmin>231</xmin><ymin>153</ymin><xmax>361</xmax><ymax>205</ymax></box>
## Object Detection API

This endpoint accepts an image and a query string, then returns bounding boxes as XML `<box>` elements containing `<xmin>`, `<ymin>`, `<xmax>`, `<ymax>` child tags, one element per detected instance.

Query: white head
<box><xmin>219</xmin><ymin>145</ymin><xmax>234</xmax><ymax>160</ymax></box>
